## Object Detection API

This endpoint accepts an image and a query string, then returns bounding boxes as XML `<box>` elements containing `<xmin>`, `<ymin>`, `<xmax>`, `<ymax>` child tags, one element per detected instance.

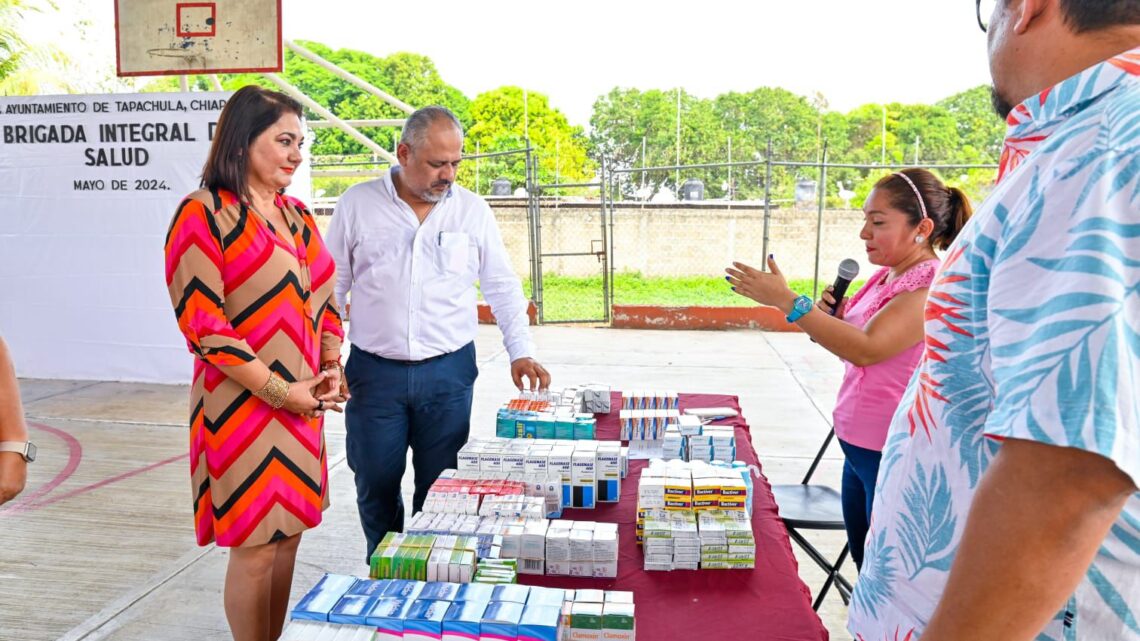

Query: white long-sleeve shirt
<box><xmin>325</xmin><ymin>168</ymin><xmax>535</xmax><ymax>363</ymax></box>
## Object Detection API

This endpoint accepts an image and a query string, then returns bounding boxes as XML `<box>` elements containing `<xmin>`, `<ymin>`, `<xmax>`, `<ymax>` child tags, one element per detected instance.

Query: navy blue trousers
<box><xmin>838</xmin><ymin>438</ymin><xmax>882</xmax><ymax>570</ymax></box>
<box><xmin>344</xmin><ymin>342</ymin><xmax>477</xmax><ymax>562</ymax></box>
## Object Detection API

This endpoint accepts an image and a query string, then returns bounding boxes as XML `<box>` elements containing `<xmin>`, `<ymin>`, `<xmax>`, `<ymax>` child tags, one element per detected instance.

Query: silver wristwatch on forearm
<box><xmin>0</xmin><ymin>441</ymin><xmax>36</xmax><ymax>462</ymax></box>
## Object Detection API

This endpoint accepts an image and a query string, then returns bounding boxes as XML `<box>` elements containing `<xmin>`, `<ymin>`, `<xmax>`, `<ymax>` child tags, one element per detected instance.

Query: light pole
<box><xmin>880</xmin><ymin>104</ymin><xmax>887</xmax><ymax>164</ymax></box>
<box><xmin>675</xmin><ymin>88</ymin><xmax>681</xmax><ymax>197</ymax></box>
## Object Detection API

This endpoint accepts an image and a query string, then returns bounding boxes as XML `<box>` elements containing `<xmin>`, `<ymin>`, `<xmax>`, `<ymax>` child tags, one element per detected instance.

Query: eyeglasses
<box><xmin>976</xmin><ymin>0</ymin><xmax>997</xmax><ymax>32</ymax></box>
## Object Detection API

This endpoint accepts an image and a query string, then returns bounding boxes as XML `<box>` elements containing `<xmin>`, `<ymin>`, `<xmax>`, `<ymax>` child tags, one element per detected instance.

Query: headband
<box><xmin>893</xmin><ymin>172</ymin><xmax>929</xmax><ymax>219</ymax></box>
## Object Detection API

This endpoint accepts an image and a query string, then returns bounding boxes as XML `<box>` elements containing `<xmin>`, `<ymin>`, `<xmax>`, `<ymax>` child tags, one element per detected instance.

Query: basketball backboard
<box><xmin>115</xmin><ymin>0</ymin><xmax>282</xmax><ymax>76</ymax></box>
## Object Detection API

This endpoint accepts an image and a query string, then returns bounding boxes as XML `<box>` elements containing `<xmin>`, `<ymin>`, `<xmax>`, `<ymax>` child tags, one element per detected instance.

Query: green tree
<box><xmin>590</xmin><ymin>88</ymin><xmax>674</xmax><ymax>170</ymax></box>
<box><xmin>893</xmin><ymin>103</ymin><xmax>961</xmax><ymax>163</ymax></box>
<box><xmin>461</xmin><ymin>86</ymin><xmax>594</xmax><ymax>194</ymax></box>
<box><xmin>0</xmin><ymin>0</ymin><xmax>35</xmax><ymax>80</ymax></box>
<box><xmin>711</xmin><ymin>87</ymin><xmax>821</xmax><ymax>200</ymax></box>
<box><xmin>291</xmin><ymin>47</ymin><xmax>469</xmax><ymax>157</ymax></box>
<box><xmin>589</xmin><ymin>87</ymin><xmax>728</xmax><ymax>198</ymax></box>
<box><xmin>0</xmin><ymin>0</ymin><xmax>79</xmax><ymax>95</ymax></box>
<box><xmin>713</xmin><ymin>88</ymin><xmax>819</xmax><ymax>161</ymax></box>
<box><xmin>172</xmin><ymin>43</ymin><xmax>471</xmax><ymax>158</ymax></box>
<box><xmin>937</xmin><ymin>85</ymin><xmax>1005</xmax><ymax>162</ymax></box>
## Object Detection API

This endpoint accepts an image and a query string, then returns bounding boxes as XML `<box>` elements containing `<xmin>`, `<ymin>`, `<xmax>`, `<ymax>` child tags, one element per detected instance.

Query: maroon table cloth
<box><xmin>518</xmin><ymin>392</ymin><xmax>829</xmax><ymax>640</ymax></box>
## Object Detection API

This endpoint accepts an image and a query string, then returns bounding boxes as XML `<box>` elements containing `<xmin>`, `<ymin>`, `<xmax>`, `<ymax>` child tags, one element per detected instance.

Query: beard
<box><xmin>418</xmin><ymin>189</ymin><xmax>445</xmax><ymax>203</ymax></box>
<box><xmin>990</xmin><ymin>85</ymin><xmax>1015</xmax><ymax>120</ymax></box>
<box><xmin>417</xmin><ymin>180</ymin><xmax>452</xmax><ymax>203</ymax></box>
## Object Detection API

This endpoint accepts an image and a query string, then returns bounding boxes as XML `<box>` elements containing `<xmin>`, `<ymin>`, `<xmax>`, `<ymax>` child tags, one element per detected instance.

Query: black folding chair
<box><xmin>770</xmin><ymin>428</ymin><xmax>853</xmax><ymax>610</ymax></box>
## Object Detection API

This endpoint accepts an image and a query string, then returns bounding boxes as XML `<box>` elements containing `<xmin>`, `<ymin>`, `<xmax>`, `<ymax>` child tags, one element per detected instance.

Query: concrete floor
<box><xmin>0</xmin><ymin>326</ymin><xmax>852</xmax><ymax>641</ymax></box>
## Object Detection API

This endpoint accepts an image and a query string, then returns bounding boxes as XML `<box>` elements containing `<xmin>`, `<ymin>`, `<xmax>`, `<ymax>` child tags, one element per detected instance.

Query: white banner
<box><xmin>0</xmin><ymin>91</ymin><xmax>312</xmax><ymax>384</ymax></box>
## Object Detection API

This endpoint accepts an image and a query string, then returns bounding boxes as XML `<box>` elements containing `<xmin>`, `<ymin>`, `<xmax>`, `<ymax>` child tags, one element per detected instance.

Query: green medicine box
<box><xmin>602</xmin><ymin>602</ymin><xmax>635</xmax><ymax>640</ymax></box>
<box><xmin>570</xmin><ymin>602</ymin><xmax>604</xmax><ymax>631</ymax></box>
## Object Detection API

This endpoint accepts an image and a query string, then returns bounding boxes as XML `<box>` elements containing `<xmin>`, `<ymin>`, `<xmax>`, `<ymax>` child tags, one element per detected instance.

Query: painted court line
<box><xmin>0</xmin><ymin>421</ymin><xmax>184</xmax><ymax>516</ymax></box>
<box><xmin>0</xmin><ymin>421</ymin><xmax>83</xmax><ymax>515</ymax></box>
<box><xmin>24</xmin><ymin>452</ymin><xmax>186</xmax><ymax>512</ymax></box>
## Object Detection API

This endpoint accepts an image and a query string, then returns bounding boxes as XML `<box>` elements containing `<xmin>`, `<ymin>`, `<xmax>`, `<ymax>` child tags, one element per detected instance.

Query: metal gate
<box><xmin>528</xmin><ymin>156</ymin><xmax>612</xmax><ymax>324</ymax></box>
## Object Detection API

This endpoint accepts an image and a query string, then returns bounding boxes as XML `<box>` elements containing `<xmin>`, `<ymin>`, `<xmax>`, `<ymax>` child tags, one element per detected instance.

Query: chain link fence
<box><xmin>310</xmin><ymin>149</ymin><xmax>998</xmax><ymax>325</ymax></box>
<box><xmin>597</xmin><ymin>155</ymin><xmax>997</xmax><ymax>315</ymax></box>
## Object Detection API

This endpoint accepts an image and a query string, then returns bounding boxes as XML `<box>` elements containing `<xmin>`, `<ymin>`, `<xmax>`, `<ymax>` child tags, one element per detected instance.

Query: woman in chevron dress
<box><xmin>164</xmin><ymin>85</ymin><xmax>347</xmax><ymax>641</ymax></box>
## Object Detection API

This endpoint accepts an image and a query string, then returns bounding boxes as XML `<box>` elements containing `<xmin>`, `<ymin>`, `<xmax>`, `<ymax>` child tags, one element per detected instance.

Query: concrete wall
<box><xmin>489</xmin><ymin>199</ymin><xmax>871</xmax><ymax>283</ymax></box>
<box><xmin>315</xmin><ymin>198</ymin><xmax>872</xmax><ymax>283</ymax></box>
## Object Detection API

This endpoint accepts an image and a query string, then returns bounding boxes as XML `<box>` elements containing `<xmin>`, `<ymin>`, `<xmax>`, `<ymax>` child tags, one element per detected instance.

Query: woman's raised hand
<box><xmin>725</xmin><ymin>255</ymin><xmax>794</xmax><ymax>308</ymax></box>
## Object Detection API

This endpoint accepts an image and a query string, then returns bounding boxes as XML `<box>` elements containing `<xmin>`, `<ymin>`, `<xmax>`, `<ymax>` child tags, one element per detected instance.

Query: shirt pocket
<box><xmin>436</xmin><ymin>231</ymin><xmax>471</xmax><ymax>275</ymax></box>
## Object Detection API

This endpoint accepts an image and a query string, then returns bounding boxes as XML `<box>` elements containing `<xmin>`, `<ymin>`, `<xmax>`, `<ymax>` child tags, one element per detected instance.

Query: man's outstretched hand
<box><xmin>511</xmin><ymin>357</ymin><xmax>551</xmax><ymax>391</ymax></box>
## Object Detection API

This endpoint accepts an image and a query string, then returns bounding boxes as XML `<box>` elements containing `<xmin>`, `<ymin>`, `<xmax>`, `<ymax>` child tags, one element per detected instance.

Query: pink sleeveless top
<box><xmin>831</xmin><ymin>259</ymin><xmax>939</xmax><ymax>451</ymax></box>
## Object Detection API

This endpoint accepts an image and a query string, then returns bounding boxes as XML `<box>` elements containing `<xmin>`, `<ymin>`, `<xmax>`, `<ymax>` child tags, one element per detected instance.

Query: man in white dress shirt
<box><xmin>326</xmin><ymin>106</ymin><xmax>551</xmax><ymax>560</ymax></box>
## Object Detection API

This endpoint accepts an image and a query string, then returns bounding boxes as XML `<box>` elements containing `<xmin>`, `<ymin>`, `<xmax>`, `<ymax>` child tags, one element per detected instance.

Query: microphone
<box><xmin>828</xmin><ymin>259</ymin><xmax>860</xmax><ymax>316</ymax></box>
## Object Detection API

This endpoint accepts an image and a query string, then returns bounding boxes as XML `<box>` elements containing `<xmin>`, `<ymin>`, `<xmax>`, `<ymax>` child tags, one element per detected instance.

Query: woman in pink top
<box><xmin>726</xmin><ymin>168</ymin><xmax>973</xmax><ymax>568</ymax></box>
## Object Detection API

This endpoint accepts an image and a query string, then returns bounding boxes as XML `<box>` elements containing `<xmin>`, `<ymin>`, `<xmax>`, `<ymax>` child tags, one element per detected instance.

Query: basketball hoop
<box><xmin>146</xmin><ymin>47</ymin><xmax>205</xmax><ymax>67</ymax></box>
<box><xmin>117</xmin><ymin>0</ymin><xmax>282</xmax><ymax>77</ymax></box>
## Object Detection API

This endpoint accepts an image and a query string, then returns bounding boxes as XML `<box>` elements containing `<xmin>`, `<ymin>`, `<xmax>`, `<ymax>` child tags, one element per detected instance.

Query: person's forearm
<box><xmin>324</xmin><ymin>203</ymin><xmax>353</xmax><ymax>317</ymax></box>
<box><xmin>794</xmin><ymin>307</ymin><xmax>885</xmax><ymax>365</ymax></box>
<box><xmin>760</xmin><ymin>286</ymin><xmax>883</xmax><ymax>364</ymax></box>
<box><xmin>217</xmin><ymin>360</ymin><xmax>274</xmax><ymax>393</ymax></box>
<box><xmin>0</xmin><ymin>338</ymin><xmax>28</xmax><ymax>442</ymax></box>
<box><xmin>922</xmin><ymin>439</ymin><xmax>1135</xmax><ymax>641</ymax></box>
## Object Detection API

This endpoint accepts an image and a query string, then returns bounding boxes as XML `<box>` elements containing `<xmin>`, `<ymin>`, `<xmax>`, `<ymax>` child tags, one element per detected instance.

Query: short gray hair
<box><xmin>400</xmin><ymin>105</ymin><xmax>463</xmax><ymax>149</ymax></box>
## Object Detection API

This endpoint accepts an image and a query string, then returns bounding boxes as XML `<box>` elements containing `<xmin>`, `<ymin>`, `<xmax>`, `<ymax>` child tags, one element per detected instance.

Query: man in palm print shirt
<box><xmin>848</xmin><ymin>2</ymin><xmax>1140</xmax><ymax>640</ymax></box>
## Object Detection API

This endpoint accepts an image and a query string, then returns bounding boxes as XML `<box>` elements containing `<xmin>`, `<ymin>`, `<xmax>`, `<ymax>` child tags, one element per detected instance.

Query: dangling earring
<box><xmin>914</xmin><ymin>235</ymin><xmax>925</xmax><ymax>244</ymax></box>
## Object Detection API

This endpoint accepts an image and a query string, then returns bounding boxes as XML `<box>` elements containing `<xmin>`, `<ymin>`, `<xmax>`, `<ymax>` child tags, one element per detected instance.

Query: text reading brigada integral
<box><xmin>1</xmin><ymin>121</ymin><xmax>217</xmax><ymax>166</ymax></box>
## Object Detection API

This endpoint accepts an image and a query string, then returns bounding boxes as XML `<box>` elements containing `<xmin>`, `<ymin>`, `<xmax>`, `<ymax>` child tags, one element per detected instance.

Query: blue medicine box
<box><xmin>419</xmin><ymin>581</ymin><xmax>459</xmax><ymax>602</ymax></box>
<box><xmin>381</xmin><ymin>579</ymin><xmax>425</xmax><ymax>601</ymax></box>
<box><xmin>480</xmin><ymin>601</ymin><xmax>524</xmax><ymax>640</ymax></box>
<box><xmin>572</xmin><ymin>484</ymin><xmax>596</xmax><ymax>509</ymax></box>
<box><xmin>491</xmin><ymin>584</ymin><xmax>531</xmax><ymax>604</ymax></box>
<box><xmin>443</xmin><ymin>599</ymin><xmax>487</xmax><ymax>641</ymax></box>
<box><xmin>404</xmin><ymin>599</ymin><xmax>450</xmax><ymax>641</ymax></box>
<box><xmin>525</xmin><ymin>587</ymin><xmax>566</xmax><ymax>608</ymax></box>
<box><xmin>329</xmin><ymin>594</ymin><xmax>379</xmax><ymax>625</ymax></box>
<box><xmin>291</xmin><ymin>573</ymin><xmax>358</xmax><ymax>621</ymax></box>
<box><xmin>454</xmin><ymin>582</ymin><xmax>495</xmax><ymax>603</ymax></box>
<box><xmin>517</xmin><ymin>604</ymin><xmax>562</xmax><ymax>641</ymax></box>
<box><xmin>346</xmin><ymin>578</ymin><xmax>390</xmax><ymax>597</ymax></box>
<box><xmin>366</xmin><ymin>597</ymin><xmax>414</xmax><ymax>639</ymax></box>
<box><xmin>572</xmin><ymin>416</ymin><xmax>596</xmax><ymax>440</ymax></box>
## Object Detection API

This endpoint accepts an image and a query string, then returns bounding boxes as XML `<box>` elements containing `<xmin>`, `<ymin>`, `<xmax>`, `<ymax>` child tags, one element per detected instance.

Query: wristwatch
<box><xmin>0</xmin><ymin>441</ymin><xmax>36</xmax><ymax>462</ymax></box>
<box><xmin>785</xmin><ymin>294</ymin><xmax>814</xmax><ymax>323</ymax></box>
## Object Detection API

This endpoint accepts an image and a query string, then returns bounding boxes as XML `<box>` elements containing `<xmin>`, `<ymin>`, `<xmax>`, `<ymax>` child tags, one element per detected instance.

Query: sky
<box><xmin>33</xmin><ymin>0</ymin><xmax>994</xmax><ymax>128</ymax></box>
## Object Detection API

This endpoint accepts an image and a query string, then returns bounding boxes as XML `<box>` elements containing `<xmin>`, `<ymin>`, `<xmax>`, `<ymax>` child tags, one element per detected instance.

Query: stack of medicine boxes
<box><xmin>636</xmin><ymin>459</ymin><xmax>755</xmax><ymax>570</ymax></box>
<box><xmin>496</xmin><ymin>386</ymin><xmax>610</xmax><ymax>441</ymax></box>
<box><xmin>662</xmin><ymin>415</ymin><xmax>737</xmax><ymax>463</ymax></box>
<box><xmin>458</xmin><ymin>438</ymin><xmax>625</xmax><ymax>512</ymax></box>
<box><xmin>287</xmin><ymin>574</ymin><xmax>636</xmax><ymax>641</ymax></box>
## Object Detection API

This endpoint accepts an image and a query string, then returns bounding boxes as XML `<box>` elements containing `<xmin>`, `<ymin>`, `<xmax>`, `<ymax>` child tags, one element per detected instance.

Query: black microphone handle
<box><xmin>828</xmin><ymin>276</ymin><xmax>853</xmax><ymax>316</ymax></box>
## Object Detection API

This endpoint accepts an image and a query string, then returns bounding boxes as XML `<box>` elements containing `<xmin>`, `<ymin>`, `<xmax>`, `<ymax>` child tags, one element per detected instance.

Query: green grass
<box><xmin>481</xmin><ymin>273</ymin><xmax>865</xmax><ymax>322</ymax></box>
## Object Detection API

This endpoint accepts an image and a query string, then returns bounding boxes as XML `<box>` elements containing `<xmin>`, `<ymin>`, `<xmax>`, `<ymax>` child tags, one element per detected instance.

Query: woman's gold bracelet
<box><xmin>254</xmin><ymin>372</ymin><xmax>289</xmax><ymax>409</ymax></box>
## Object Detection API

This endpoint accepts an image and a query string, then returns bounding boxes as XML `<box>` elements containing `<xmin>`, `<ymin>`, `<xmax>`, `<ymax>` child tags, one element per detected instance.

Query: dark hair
<box><xmin>873</xmin><ymin>168</ymin><xmax>973</xmax><ymax>251</ymax></box>
<box><xmin>1060</xmin><ymin>0</ymin><xmax>1140</xmax><ymax>33</ymax></box>
<box><xmin>200</xmin><ymin>85</ymin><xmax>303</xmax><ymax>199</ymax></box>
